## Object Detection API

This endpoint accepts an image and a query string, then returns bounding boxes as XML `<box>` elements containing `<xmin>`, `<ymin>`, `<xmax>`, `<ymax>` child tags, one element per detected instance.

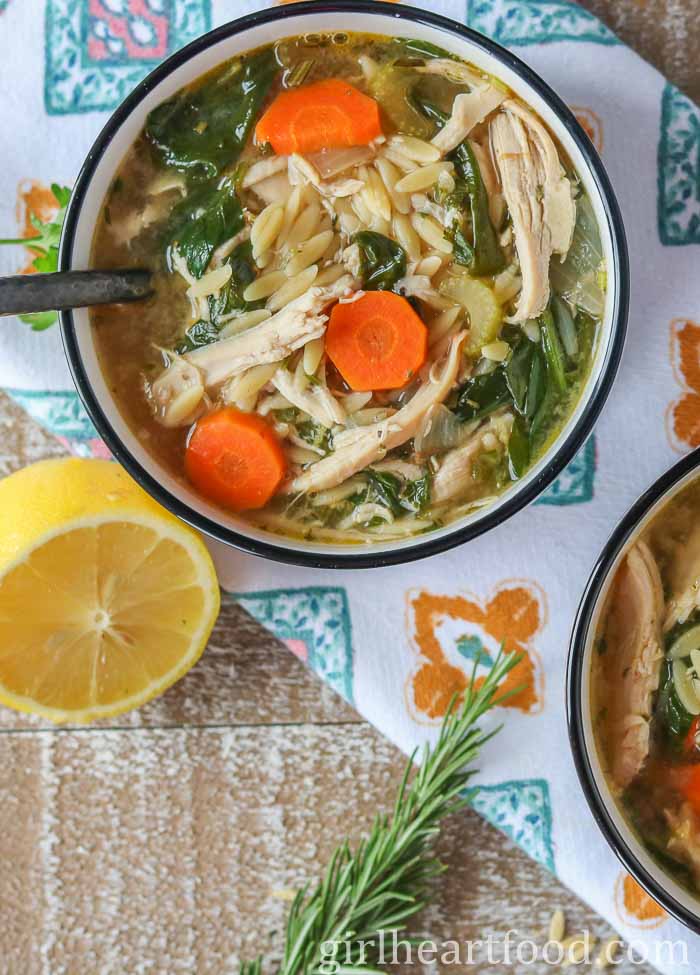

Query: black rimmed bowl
<box><xmin>568</xmin><ymin>448</ymin><xmax>700</xmax><ymax>933</ymax></box>
<box><xmin>59</xmin><ymin>0</ymin><xmax>628</xmax><ymax>569</ymax></box>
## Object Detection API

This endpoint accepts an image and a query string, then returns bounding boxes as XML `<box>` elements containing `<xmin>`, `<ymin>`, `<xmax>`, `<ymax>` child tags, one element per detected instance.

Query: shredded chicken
<box><xmin>505</xmin><ymin>100</ymin><xmax>576</xmax><ymax>256</ymax></box>
<box><xmin>287</xmin><ymin>333</ymin><xmax>466</xmax><ymax>494</ymax></box>
<box><xmin>602</xmin><ymin>541</ymin><xmax>665</xmax><ymax>790</ymax></box>
<box><xmin>154</xmin><ymin>277</ymin><xmax>353</xmax><ymax>397</ymax></box>
<box><xmin>490</xmin><ymin>100</ymin><xmax>575</xmax><ymax>321</ymax></box>
<box><xmin>271</xmin><ymin>368</ymin><xmax>346</xmax><ymax>429</ymax></box>
<box><xmin>431</xmin><ymin>88</ymin><xmax>506</xmax><ymax>156</ymax></box>
<box><xmin>663</xmin><ymin>522</ymin><xmax>700</xmax><ymax>630</ymax></box>
<box><xmin>432</xmin><ymin>413</ymin><xmax>513</xmax><ymax>504</ymax></box>
<box><xmin>149</xmin><ymin>357</ymin><xmax>205</xmax><ymax>429</ymax></box>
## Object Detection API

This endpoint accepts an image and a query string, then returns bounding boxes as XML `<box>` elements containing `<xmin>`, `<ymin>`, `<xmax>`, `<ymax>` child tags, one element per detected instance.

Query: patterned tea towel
<box><xmin>1</xmin><ymin>1</ymin><xmax>700</xmax><ymax>970</ymax></box>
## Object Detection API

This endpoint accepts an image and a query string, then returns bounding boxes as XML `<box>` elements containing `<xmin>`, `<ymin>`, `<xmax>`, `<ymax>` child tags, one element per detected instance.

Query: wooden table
<box><xmin>2</xmin><ymin>3</ymin><xmax>699</xmax><ymax>972</ymax></box>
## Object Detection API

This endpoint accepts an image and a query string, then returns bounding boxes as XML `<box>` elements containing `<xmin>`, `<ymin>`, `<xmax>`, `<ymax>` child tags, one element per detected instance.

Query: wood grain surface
<box><xmin>2</xmin><ymin>1</ymin><xmax>699</xmax><ymax>971</ymax></box>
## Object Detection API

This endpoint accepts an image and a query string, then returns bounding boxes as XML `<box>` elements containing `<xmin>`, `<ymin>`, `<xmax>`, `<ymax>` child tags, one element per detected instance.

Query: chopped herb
<box><xmin>364</xmin><ymin>468</ymin><xmax>432</xmax><ymax>516</ymax></box>
<box><xmin>297</xmin><ymin>420</ymin><xmax>332</xmax><ymax>454</ymax></box>
<box><xmin>0</xmin><ymin>183</ymin><xmax>72</xmax><ymax>330</ymax></box>
<box><xmin>453</xmin><ymin>369</ymin><xmax>511</xmax><ymax>423</ymax></box>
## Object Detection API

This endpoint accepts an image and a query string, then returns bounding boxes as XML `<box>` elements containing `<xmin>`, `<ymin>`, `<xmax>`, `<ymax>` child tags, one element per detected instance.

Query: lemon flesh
<box><xmin>0</xmin><ymin>458</ymin><xmax>220</xmax><ymax>723</ymax></box>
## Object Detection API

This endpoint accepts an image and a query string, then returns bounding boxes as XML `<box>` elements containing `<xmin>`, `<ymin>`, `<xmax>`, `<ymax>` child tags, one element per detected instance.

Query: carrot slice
<box><xmin>255</xmin><ymin>78</ymin><xmax>382</xmax><ymax>156</ymax></box>
<box><xmin>325</xmin><ymin>290</ymin><xmax>428</xmax><ymax>391</ymax></box>
<box><xmin>185</xmin><ymin>407</ymin><xmax>287</xmax><ymax>511</ymax></box>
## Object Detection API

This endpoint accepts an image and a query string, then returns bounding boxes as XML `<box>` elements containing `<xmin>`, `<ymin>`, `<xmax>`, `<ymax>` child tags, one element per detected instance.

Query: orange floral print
<box><xmin>614</xmin><ymin>873</ymin><xmax>667</xmax><ymax>929</ymax></box>
<box><xmin>667</xmin><ymin>318</ymin><xmax>700</xmax><ymax>451</ymax></box>
<box><xmin>405</xmin><ymin>581</ymin><xmax>546</xmax><ymax>723</ymax></box>
<box><xmin>571</xmin><ymin>107</ymin><xmax>603</xmax><ymax>153</ymax></box>
<box><xmin>15</xmin><ymin>180</ymin><xmax>61</xmax><ymax>274</ymax></box>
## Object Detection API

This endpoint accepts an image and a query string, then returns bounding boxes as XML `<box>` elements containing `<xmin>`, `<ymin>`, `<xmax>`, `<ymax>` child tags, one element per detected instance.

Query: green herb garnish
<box><xmin>0</xmin><ymin>184</ymin><xmax>71</xmax><ymax>330</ymax></box>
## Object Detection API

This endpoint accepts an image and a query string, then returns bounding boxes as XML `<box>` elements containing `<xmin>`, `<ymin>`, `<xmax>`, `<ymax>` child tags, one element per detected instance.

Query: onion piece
<box><xmin>414</xmin><ymin>404</ymin><xmax>479</xmax><ymax>455</ymax></box>
<box><xmin>668</xmin><ymin>624</ymin><xmax>700</xmax><ymax>660</ymax></box>
<box><xmin>672</xmin><ymin>659</ymin><xmax>700</xmax><ymax>715</ymax></box>
<box><xmin>306</xmin><ymin>146</ymin><xmax>374</xmax><ymax>179</ymax></box>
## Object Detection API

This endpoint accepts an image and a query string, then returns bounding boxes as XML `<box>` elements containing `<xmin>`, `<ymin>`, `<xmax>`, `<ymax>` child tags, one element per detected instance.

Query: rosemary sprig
<box><xmin>246</xmin><ymin>648</ymin><xmax>520</xmax><ymax>975</ymax></box>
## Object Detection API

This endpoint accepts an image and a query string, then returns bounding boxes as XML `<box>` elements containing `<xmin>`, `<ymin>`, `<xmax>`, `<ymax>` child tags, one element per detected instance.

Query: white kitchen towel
<box><xmin>1</xmin><ymin>1</ymin><xmax>699</xmax><ymax>970</ymax></box>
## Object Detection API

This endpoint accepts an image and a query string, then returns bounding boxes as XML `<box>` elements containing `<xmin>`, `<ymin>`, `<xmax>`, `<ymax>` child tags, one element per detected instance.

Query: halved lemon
<box><xmin>0</xmin><ymin>458</ymin><xmax>220</xmax><ymax>723</ymax></box>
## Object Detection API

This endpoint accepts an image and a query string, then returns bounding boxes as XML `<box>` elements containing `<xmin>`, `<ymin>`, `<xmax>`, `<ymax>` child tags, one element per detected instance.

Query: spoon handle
<box><xmin>0</xmin><ymin>269</ymin><xmax>153</xmax><ymax>317</ymax></box>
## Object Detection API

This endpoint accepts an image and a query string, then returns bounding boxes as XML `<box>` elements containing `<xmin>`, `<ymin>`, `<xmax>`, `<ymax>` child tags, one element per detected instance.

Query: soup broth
<box><xmin>91</xmin><ymin>31</ymin><xmax>606</xmax><ymax>544</ymax></box>
<box><xmin>592</xmin><ymin>479</ymin><xmax>700</xmax><ymax>894</ymax></box>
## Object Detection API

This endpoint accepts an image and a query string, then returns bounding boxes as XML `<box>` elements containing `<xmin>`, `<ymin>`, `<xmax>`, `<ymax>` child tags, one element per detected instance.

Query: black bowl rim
<box><xmin>567</xmin><ymin>446</ymin><xmax>700</xmax><ymax>933</ymax></box>
<box><xmin>59</xmin><ymin>0</ymin><xmax>629</xmax><ymax>570</ymax></box>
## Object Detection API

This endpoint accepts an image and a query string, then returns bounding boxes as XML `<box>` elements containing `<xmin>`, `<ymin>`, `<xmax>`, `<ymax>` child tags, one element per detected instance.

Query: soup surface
<box><xmin>592</xmin><ymin>479</ymin><xmax>700</xmax><ymax>895</ymax></box>
<box><xmin>91</xmin><ymin>31</ymin><xmax>606</xmax><ymax>544</ymax></box>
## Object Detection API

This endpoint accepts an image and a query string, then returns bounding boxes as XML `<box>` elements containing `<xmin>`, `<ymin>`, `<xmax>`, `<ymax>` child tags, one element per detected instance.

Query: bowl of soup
<box><xmin>569</xmin><ymin>449</ymin><xmax>700</xmax><ymax>931</ymax></box>
<box><xmin>60</xmin><ymin>1</ymin><xmax>628</xmax><ymax>568</ymax></box>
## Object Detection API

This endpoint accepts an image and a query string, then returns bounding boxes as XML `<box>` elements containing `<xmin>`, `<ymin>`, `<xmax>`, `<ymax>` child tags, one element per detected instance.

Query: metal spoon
<box><xmin>0</xmin><ymin>269</ymin><xmax>153</xmax><ymax>317</ymax></box>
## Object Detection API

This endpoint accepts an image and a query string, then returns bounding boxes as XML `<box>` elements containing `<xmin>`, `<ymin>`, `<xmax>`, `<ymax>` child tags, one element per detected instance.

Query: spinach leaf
<box><xmin>176</xmin><ymin>319</ymin><xmax>221</xmax><ymax>354</ymax></box>
<box><xmin>451</xmin><ymin>139</ymin><xmax>504</xmax><ymax>276</ymax></box>
<box><xmin>504</xmin><ymin>339</ymin><xmax>533</xmax><ymax>415</ymax></box>
<box><xmin>446</xmin><ymin>222</ymin><xmax>474</xmax><ymax>267</ymax></box>
<box><xmin>507</xmin><ymin>414</ymin><xmax>530</xmax><ymax>480</ymax></box>
<box><xmin>169</xmin><ymin>176</ymin><xmax>244</xmax><ymax>278</ymax></box>
<box><xmin>539</xmin><ymin>308</ymin><xmax>568</xmax><ymax>394</ymax></box>
<box><xmin>354</xmin><ymin>231</ymin><xmax>407</xmax><ymax>291</ymax></box>
<box><xmin>364</xmin><ymin>468</ymin><xmax>431</xmax><ymax>516</ymax></box>
<box><xmin>208</xmin><ymin>240</ymin><xmax>258</xmax><ymax>323</ymax></box>
<box><xmin>393</xmin><ymin>38</ymin><xmax>455</xmax><ymax>61</ymax></box>
<box><xmin>524</xmin><ymin>345</ymin><xmax>546</xmax><ymax>419</ymax></box>
<box><xmin>146</xmin><ymin>48</ymin><xmax>278</xmax><ymax>179</ymax></box>
<box><xmin>365</xmin><ymin>470</ymin><xmax>404</xmax><ymax>516</ymax></box>
<box><xmin>453</xmin><ymin>369</ymin><xmax>510</xmax><ymax>422</ymax></box>
<box><xmin>405</xmin><ymin>472</ymin><xmax>431</xmax><ymax>513</ymax></box>
<box><xmin>410</xmin><ymin>93</ymin><xmax>449</xmax><ymax>129</ymax></box>
<box><xmin>656</xmin><ymin>659</ymin><xmax>694</xmax><ymax>746</ymax></box>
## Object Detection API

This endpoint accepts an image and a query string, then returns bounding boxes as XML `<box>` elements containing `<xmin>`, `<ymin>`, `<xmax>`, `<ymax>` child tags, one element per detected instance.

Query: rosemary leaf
<box><xmin>239</xmin><ymin>648</ymin><xmax>520</xmax><ymax>975</ymax></box>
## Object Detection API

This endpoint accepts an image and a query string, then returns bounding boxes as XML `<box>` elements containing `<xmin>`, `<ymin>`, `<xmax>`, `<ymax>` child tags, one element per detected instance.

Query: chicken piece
<box><xmin>603</xmin><ymin>541</ymin><xmax>665</xmax><ymax>790</ymax></box>
<box><xmin>288</xmin><ymin>333</ymin><xmax>466</xmax><ymax>494</ymax></box>
<box><xmin>432</xmin><ymin>88</ymin><xmax>506</xmax><ymax>156</ymax></box>
<box><xmin>504</xmin><ymin>101</ymin><xmax>576</xmax><ymax>256</ymax></box>
<box><xmin>271</xmin><ymin>368</ymin><xmax>346</xmax><ymax>429</ymax></box>
<box><xmin>149</xmin><ymin>357</ymin><xmax>205</xmax><ymax>429</ymax></box>
<box><xmin>666</xmin><ymin>802</ymin><xmax>700</xmax><ymax>885</ymax></box>
<box><xmin>431</xmin><ymin>413</ymin><xmax>513</xmax><ymax>504</ymax></box>
<box><xmin>490</xmin><ymin>101</ymin><xmax>575</xmax><ymax>321</ymax></box>
<box><xmin>154</xmin><ymin>277</ymin><xmax>353</xmax><ymax>397</ymax></box>
<box><xmin>663</xmin><ymin>522</ymin><xmax>700</xmax><ymax>630</ymax></box>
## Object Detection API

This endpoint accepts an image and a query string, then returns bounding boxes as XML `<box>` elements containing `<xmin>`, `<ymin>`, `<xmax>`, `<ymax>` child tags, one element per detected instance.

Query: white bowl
<box><xmin>569</xmin><ymin>449</ymin><xmax>700</xmax><ymax>931</ymax></box>
<box><xmin>60</xmin><ymin>0</ymin><xmax>628</xmax><ymax>569</ymax></box>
